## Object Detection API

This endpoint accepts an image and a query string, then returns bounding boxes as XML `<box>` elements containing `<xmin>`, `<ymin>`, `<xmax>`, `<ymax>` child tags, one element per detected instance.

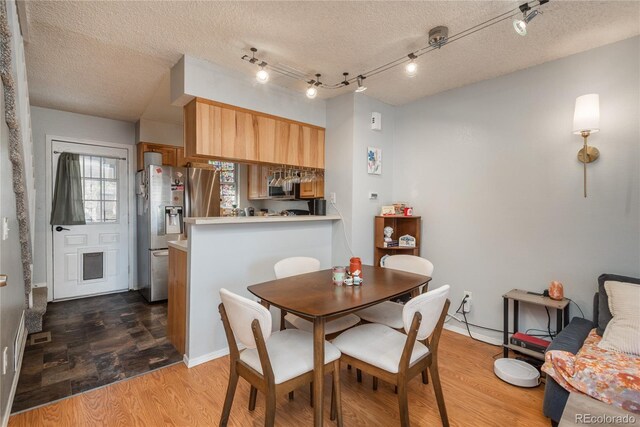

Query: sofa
<box><xmin>542</xmin><ymin>273</ymin><xmax>640</xmax><ymax>426</ymax></box>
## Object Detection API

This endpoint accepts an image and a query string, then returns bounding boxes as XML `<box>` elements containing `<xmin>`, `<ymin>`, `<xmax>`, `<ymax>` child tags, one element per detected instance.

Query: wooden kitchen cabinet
<box><xmin>248</xmin><ymin>164</ymin><xmax>270</xmax><ymax>200</ymax></box>
<box><xmin>167</xmin><ymin>246</ymin><xmax>187</xmax><ymax>355</ymax></box>
<box><xmin>136</xmin><ymin>142</ymin><xmax>178</xmax><ymax>170</ymax></box>
<box><xmin>184</xmin><ymin>97</ymin><xmax>325</xmax><ymax>168</ymax></box>
<box><xmin>298</xmin><ymin>177</ymin><xmax>324</xmax><ymax>199</ymax></box>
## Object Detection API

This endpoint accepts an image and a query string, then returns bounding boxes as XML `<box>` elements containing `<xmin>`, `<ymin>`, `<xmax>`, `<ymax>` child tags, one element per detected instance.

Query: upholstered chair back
<box><xmin>220</xmin><ymin>288</ymin><xmax>272</xmax><ymax>349</ymax></box>
<box><xmin>403</xmin><ymin>285</ymin><xmax>450</xmax><ymax>340</ymax></box>
<box><xmin>274</xmin><ymin>257</ymin><xmax>321</xmax><ymax>279</ymax></box>
<box><xmin>384</xmin><ymin>255</ymin><xmax>434</xmax><ymax>277</ymax></box>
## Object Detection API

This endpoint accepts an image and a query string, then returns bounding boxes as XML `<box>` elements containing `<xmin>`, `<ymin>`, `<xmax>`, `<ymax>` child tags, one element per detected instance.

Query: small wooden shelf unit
<box><xmin>373</xmin><ymin>215</ymin><xmax>421</xmax><ymax>266</ymax></box>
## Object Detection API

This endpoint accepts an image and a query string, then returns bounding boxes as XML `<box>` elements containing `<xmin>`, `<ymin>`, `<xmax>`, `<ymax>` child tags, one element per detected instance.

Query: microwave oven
<box><xmin>267</xmin><ymin>175</ymin><xmax>294</xmax><ymax>198</ymax></box>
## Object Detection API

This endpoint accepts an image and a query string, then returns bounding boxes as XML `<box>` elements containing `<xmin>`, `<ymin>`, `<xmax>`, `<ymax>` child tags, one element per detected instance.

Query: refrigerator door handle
<box><xmin>152</xmin><ymin>250</ymin><xmax>169</xmax><ymax>257</ymax></box>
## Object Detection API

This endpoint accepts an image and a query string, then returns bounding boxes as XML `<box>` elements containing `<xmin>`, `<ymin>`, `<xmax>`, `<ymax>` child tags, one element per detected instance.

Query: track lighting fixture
<box><xmin>513</xmin><ymin>1</ymin><xmax>546</xmax><ymax>36</ymax></box>
<box><xmin>405</xmin><ymin>53</ymin><xmax>418</xmax><ymax>77</ymax></box>
<box><xmin>355</xmin><ymin>75</ymin><xmax>367</xmax><ymax>93</ymax></box>
<box><xmin>256</xmin><ymin>64</ymin><xmax>269</xmax><ymax>84</ymax></box>
<box><xmin>241</xmin><ymin>0</ymin><xmax>550</xmax><ymax>96</ymax></box>
<box><xmin>306</xmin><ymin>74</ymin><xmax>321</xmax><ymax>99</ymax></box>
<box><xmin>244</xmin><ymin>47</ymin><xmax>270</xmax><ymax>84</ymax></box>
<box><xmin>306</xmin><ymin>84</ymin><xmax>318</xmax><ymax>99</ymax></box>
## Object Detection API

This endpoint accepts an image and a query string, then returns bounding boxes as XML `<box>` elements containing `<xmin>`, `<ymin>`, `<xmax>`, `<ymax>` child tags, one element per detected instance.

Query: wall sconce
<box><xmin>572</xmin><ymin>94</ymin><xmax>600</xmax><ymax>198</ymax></box>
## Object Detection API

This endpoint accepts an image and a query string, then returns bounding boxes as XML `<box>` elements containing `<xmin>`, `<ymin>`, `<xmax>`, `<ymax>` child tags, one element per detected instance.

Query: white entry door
<box><xmin>51</xmin><ymin>140</ymin><xmax>129</xmax><ymax>300</ymax></box>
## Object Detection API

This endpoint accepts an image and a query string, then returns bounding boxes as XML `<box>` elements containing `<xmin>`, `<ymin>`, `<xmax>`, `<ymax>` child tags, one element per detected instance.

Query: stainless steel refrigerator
<box><xmin>136</xmin><ymin>165</ymin><xmax>220</xmax><ymax>302</ymax></box>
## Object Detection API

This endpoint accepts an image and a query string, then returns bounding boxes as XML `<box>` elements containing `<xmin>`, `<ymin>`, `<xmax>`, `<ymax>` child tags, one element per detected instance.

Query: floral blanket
<box><xmin>542</xmin><ymin>329</ymin><xmax>640</xmax><ymax>414</ymax></box>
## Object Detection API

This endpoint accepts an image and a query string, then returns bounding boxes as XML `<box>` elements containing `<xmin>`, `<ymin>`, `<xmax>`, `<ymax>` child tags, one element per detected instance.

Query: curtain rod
<box><xmin>53</xmin><ymin>150</ymin><xmax>127</xmax><ymax>161</ymax></box>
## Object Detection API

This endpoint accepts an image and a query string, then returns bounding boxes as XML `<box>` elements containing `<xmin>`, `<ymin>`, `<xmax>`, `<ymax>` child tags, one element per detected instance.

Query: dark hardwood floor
<box><xmin>11</xmin><ymin>291</ymin><xmax>182</xmax><ymax>413</ymax></box>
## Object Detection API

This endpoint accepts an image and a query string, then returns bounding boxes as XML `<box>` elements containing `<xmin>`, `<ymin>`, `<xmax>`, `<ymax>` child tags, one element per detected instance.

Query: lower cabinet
<box><xmin>167</xmin><ymin>246</ymin><xmax>187</xmax><ymax>355</ymax></box>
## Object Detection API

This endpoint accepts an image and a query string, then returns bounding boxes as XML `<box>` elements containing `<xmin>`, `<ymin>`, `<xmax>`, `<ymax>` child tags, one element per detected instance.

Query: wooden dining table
<box><xmin>247</xmin><ymin>264</ymin><xmax>432</xmax><ymax>427</ymax></box>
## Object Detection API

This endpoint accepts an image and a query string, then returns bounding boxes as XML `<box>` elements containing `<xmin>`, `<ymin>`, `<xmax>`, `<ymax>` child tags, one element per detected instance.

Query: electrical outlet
<box><xmin>329</xmin><ymin>192</ymin><xmax>337</xmax><ymax>204</ymax></box>
<box><xmin>463</xmin><ymin>291</ymin><xmax>472</xmax><ymax>313</ymax></box>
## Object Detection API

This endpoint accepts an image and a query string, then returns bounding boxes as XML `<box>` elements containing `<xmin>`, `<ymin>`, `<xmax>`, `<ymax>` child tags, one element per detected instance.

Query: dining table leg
<box><xmin>313</xmin><ymin>317</ymin><xmax>325</xmax><ymax>427</ymax></box>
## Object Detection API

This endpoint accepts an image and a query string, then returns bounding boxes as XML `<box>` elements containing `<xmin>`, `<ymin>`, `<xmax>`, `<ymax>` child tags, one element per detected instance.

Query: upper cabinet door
<box><xmin>256</xmin><ymin>116</ymin><xmax>276</xmax><ymax>164</ymax></box>
<box><xmin>274</xmin><ymin>122</ymin><xmax>302</xmax><ymax>166</ymax></box>
<box><xmin>301</xmin><ymin>127</ymin><xmax>325</xmax><ymax>168</ymax></box>
<box><xmin>184</xmin><ymin>98</ymin><xmax>324</xmax><ymax>169</ymax></box>
<box><xmin>235</xmin><ymin>111</ymin><xmax>258</xmax><ymax>162</ymax></box>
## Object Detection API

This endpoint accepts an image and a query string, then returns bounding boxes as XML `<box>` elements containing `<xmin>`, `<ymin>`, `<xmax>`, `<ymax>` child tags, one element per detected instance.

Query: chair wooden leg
<box><xmin>265</xmin><ymin>386</ymin><xmax>276</xmax><ymax>427</ymax></box>
<box><xmin>309</xmin><ymin>382</ymin><xmax>314</xmax><ymax>407</ymax></box>
<box><xmin>248</xmin><ymin>386</ymin><xmax>258</xmax><ymax>411</ymax></box>
<box><xmin>397</xmin><ymin>382</ymin><xmax>410</xmax><ymax>427</ymax></box>
<box><xmin>429</xmin><ymin>363</ymin><xmax>449</xmax><ymax>427</ymax></box>
<box><xmin>421</xmin><ymin>369</ymin><xmax>429</xmax><ymax>384</ymax></box>
<box><xmin>288</xmin><ymin>391</ymin><xmax>294</xmax><ymax>400</ymax></box>
<box><xmin>372</xmin><ymin>376</ymin><xmax>378</xmax><ymax>391</ymax></box>
<box><xmin>280</xmin><ymin>310</ymin><xmax>286</xmax><ymax>331</ymax></box>
<box><xmin>332</xmin><ymin>360</ymin><xmax>343</xmax><ymax>426</ymax></box>
<box><xmin>356</xmin><ymin>369</ymin><xmax>362</xmax><ymax>383</ymax></box>
<box><xmin>219</xmin><ymin>368</ymin><xmax>239</xmax><ymax>427</ymax></box>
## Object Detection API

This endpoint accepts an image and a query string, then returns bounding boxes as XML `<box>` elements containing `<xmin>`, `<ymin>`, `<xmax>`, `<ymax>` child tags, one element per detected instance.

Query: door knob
<box><xmin>0</xmin><ymin>274</ymin><xmax>7</xmax><ymax>287</ymax></box>
<box><xmin>55</xmin><ymin>226</ymin><xmax>70</xmax><ymax>232</ymax></box>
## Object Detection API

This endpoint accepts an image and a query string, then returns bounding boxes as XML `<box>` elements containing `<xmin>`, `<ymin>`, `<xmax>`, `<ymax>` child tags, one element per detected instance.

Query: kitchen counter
<box><xmin>184</xmin><ymin>215</ymin><xmax>340</xmax><ymax>225</ymax></box>
<box><xmin>168</xmin><ymin>239</ymin><xmax>187</xmax><ymax>252</ymax></box>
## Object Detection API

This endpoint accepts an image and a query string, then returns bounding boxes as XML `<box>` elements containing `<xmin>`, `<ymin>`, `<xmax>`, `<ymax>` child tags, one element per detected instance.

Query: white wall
<box><xmin>136</xmin><ymin>118</ymin><xmax>183</xmax><ymax>146</ymax></box>
<box><xmin>392</xmin><ymin>36</ymin><xmax>640</xmax><ymax>339</ymax></box>
<box><xmin>1</xmin><ymin>0</ymin><xmax>33</xmax><ymax>423</ymax></box>
<box><xmin>186</xmin><ymin>220</ymin><xmax>334</xmax><ymax>364</ymax></box>
<box><xmin>325</xmin><ymin>94</ymin><xmax>355</xmax><ymax>265</ymax></box>
<box><xmin>171</xmin><ymin>55</ymin><xmax>327</xmax><ymax>127</ymax></box>
<box><xmin>351</xmin><ymin>94</ymin><xmax>395</xmax><ymax>265</ymax></box>
<box><xmin>30</xmin><ymin>106</ymin><xmax>135</xmax><ymax>285</ymax></box>
<box><xmin>324</xmin><ymin>93</ymin><xmax>396</xmax><ymax>266</ymax></box>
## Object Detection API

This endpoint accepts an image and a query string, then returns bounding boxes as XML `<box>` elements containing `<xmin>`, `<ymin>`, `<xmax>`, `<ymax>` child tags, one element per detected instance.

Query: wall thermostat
<box><xmin>371</xmin><ymin>112</ymin><xmax>382</xmax><ymax>131</ymax></box>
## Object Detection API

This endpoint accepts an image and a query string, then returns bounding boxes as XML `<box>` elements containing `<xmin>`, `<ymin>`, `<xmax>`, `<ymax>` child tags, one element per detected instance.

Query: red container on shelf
<box><xmin>349</xmin><ymin>257</ymin><xmax>362</xmax><ymax>277</ymax></box>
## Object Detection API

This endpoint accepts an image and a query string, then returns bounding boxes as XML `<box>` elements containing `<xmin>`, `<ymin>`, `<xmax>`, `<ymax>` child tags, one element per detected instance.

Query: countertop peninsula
<box><xmin>184</xmin><ymin>215</ymin><xmax>340</xmax><ymax>225</ymax></box>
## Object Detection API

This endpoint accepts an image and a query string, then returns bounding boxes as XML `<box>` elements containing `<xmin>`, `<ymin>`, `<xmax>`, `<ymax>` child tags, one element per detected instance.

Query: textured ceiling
<box><xmin>24</xmin><ymin>1</ymin><xmax>640</xmax><ymax>123</ymax></box>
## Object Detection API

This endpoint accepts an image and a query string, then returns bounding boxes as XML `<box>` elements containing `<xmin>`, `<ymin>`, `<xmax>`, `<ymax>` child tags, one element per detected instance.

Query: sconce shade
<box><xmin>573</xmin><ymin>94</ymin><xmax>600</xmax><ymax>134</ymax></box>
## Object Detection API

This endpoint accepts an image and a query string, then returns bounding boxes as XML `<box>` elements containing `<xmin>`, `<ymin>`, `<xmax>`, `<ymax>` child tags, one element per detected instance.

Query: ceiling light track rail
<box><xmin>241</xmin><ymin>0</ymin><xmax>549</xmax><ymax>96</ymax></box>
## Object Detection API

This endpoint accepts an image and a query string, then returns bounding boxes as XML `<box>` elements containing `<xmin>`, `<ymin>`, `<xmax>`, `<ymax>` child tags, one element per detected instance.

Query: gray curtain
<box><xmin>50</xmin><ymin>153</ymin><xmax>86</xmax><ymax>225</ymax></box>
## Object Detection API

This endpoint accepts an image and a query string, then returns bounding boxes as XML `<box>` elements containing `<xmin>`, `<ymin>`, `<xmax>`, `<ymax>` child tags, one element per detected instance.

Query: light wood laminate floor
<box><xmin>9</xmin><ymin>329</ymin><xmax>549</xmax><ymax>426</ymax></box>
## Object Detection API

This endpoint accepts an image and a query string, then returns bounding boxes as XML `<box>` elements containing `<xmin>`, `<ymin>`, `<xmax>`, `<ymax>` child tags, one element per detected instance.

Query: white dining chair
<box><xmin>218</xmin><ymin>288</ymin><xmax>343</xmax><ymax>427</ymax></box>
<box><xmin>356</xmin><ymin>255</ymin><xmax>434</xmax><ymax>330</ymax></box>
<box><xmin>333</xmin><ymin>285</ymin><xmax>451</xmax><ymax>427</ymax></box>
<box><xmin>275</xmin><ymin>257</ymin><xmax>361</xmax><ymax>338</ymax></box>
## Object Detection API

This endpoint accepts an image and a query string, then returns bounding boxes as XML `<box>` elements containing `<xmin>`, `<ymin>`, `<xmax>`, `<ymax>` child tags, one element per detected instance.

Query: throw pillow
<box><xmin>598</xmin><ymin>281</ymin><xmax>640</xmax><ymax>355</ymax></box>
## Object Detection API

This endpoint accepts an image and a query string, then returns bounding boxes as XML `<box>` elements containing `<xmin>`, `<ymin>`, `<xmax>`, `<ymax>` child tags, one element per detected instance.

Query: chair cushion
<box><xmin>332</xmin><ymin>323</ymin><xmax>429</xmax><ymax>374</ymax></box>
<box><xmin>355</xmin><ymin>301</ymin><xmax>404</xmax><ymax>329</ymax></box>
<box><xmin>285</xmin><ymin>313</ymin><xmax>361</xmax><ymax>335</ymax></box>
<box><xmin>239</xmin><ymin>329</ymin><xmax>341</xmax><ymax>384</ymax></box>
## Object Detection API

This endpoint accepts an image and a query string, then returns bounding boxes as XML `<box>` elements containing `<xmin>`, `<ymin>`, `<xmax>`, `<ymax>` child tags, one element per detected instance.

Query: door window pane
<box><xmin>79</xmin><ymin>155</ymin><xmax>120</xmax><ymax>223</ymax></box>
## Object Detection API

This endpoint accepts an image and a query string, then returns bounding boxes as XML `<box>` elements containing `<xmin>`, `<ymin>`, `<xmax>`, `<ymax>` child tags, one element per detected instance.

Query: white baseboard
<box><xmin>183</xmin><ymin>348</ymin><xmax>230</xmax><ymax>368</ymax></box>
<box><xmin>444</xmin><ymin>323</ymin><xmax>503</xmax><ymax>346</ymax></box>
<box><xmin>2</xmin><ymin>315</ymin><xmax>27</xmax><ymax>427</ymax></box>
<box><xmin>183</xmin><ymin>341</ymin><xmax>246</xmax><ymax>369</ymax></box>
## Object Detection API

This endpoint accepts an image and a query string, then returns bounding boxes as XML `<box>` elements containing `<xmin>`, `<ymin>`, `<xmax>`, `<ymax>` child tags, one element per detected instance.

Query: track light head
<box><xmin>355</xmin><ymin>75</ymin><xmax>367</xmax><ymax>93</ymax></box>
<box><xmin>513</xmin><ymin>9</ymin><xmax>540</xmax><ymax>36</ymax></box>
<box><xmin>256</xmin><ymin>66</ymin><xmax>269</xmax><ymax>84</ymax></box>
<box><xmin>342</xmin><ymin>72</ymin><xmax>350</xmax><ymax>86</ymax></box>
<box><xmin>405</xmin><ymin>53</ymin><xmax>418</xmax><ymax>77</ymax></box>
<box><xmin>306</xmin><ymin>85</ymin><xmax>318</xmax><ymax>99</ymax></box>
